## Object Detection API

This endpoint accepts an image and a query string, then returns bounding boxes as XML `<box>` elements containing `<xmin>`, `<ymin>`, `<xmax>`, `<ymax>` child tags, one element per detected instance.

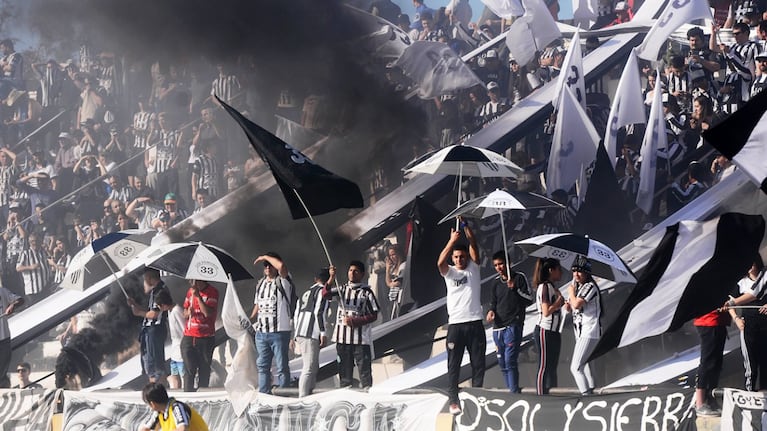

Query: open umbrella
<box><xmin>137</xmin><ymin>242</ymin><xmax>253</xmax><ymax>283</ymax></box>
<box><xmin>404</xmin><ymin>144</ymin><xmax>523</xmax><ymax>228</ymax></box>
<box><xmin>516</xmin><ymin>233</ymin><xmax>637</xmax><ymax>283</ymax></box>
<box><xmin>439</xmin><ymin>189</ymin><xmax>562</xmax><ymax>280</ymax></box>
<box><xmin>61</xmin><ymin>229</ymin><xmax>156</xmax><ymax>296</ymax></box>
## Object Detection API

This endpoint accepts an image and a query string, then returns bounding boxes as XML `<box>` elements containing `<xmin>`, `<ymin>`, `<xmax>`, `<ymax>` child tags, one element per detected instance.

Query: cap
<box><xmin>757</xmin><ymin>53</ymin><xmax>767</xmax><ymax>61</ymax></box>
<box><xmin>486</xmin><ymin>49</ymin><xmax>497</xmax><ymax>58</ymax></box>
<box><xmin>5</xmin><ymin>89</ymin><xmax>25</xmax><ymax>107</ymax></box>
<box><xmin>164</xmin><ymin>192</ymin><xmax>177</xmax><ymax>204</ymax></box>
<box><xmin>571</xmin><ymin>255</ymin><xmax>592</xmax><ymax>273</ymax></box>
<box><xmin>487</xmin><ymin>81</ymin><xmax>499</xmax><ymax>91</ymax></box>
<box><xmin>58</xmin><ymin>132</ymin><xmax>71</xmax><ymax>139</ymax></box>
<box><xmin>614</xmin><ymin>1</ymin><xmax>628</xmax><ymax>11</ymax></box>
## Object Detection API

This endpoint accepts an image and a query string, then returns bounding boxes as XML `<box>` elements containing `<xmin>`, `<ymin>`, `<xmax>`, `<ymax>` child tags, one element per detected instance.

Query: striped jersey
<box><xmin>133</xmin><ymin>111</ymin><xmax>154</xmax><ymax>149</ymax></box>
<box><xmin>293</xmin><ymin>282</ymin><xmax>329</xmax><ymax>340</ymax></box>
<box><xmin>16</xmin><ymin>247</ymin><xmax>51</xmax><ymax>295</ymax></box>
<box><xmin>211</xmin><ymin>74</ymin><xmax>241</xmax><ymax>104</ymax></box>
<box><xmin>0</xmin><ymin>164</ymin><xmax>16</xmax><ymax>206</ymax></box>
<box><xmin>332</xmin><ymin>283</ymin><xmax>379</xmax><ymax>345</ymax></box>
<box><xmin>143</xmin><ymin>283</ymin><xmax>169</xmax><ymax>327</ymax></box>
<box><xmin>254</xmin><ymin>276</ymin><xmax>294</xmax><ymax>333</ymax></box>
<box><xmin>571</xmin><ymin>280</ymin><xmax>601</xmax><ymax>339</ymax></box>
<box><xmin>192</xmin><ymin>154</ymin><xmax>219</xmax><ymax>198</ymax></box>
<box><xmin>739</xmin><ymin>271</ymin><xmax>767</xmax><ymax>317</ymax></box>
<box><xmin>536</xmin><ymin>282</ymin><xmax>563</xmax><ymax>332</ymax></box>
<box><xmin>53</xmin><ymin>253</ymin><xmax>72</xmax><ymax>284</ymax></box>
<box><xmin>154</xmin><ymin>130</ymin><xmax>179</xmax><ymax>173</ymax></box>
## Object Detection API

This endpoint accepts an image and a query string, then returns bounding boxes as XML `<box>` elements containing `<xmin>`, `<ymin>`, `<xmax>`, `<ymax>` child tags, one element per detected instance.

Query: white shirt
<box><xmin>169</xmin><ymin>305</ymin><xmax>186</xmax><ymax>362</ymax></box>
<box><xmin>443</xmin><ymin>260</ymin><xmax>483</xmax><ymax>324</ymax></box>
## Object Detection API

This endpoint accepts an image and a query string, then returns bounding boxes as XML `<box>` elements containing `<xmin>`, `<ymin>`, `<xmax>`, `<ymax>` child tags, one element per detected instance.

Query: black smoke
<box><xmin>55</xmin><ymin>276</ymin><xmax>144</xmax><ymax>388</ymax></box>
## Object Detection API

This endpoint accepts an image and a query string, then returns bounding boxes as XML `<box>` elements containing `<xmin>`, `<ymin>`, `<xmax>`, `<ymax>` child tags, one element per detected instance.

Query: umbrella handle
<box><xmin>99</xmin><ymin>254</ymin><xmax>130</xmax><ymax>299</ymax></box>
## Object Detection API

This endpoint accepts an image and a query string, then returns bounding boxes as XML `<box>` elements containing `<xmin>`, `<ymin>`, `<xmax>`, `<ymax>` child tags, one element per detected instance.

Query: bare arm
<box><xmin>437</xmin><ymin>229</ymin><xmax>461</xmax><ymax>276</ymax></box>
<box><xmin>463</xmin><ymin>221</ymin><xmax>479</xmax><ymax>264</ymax></box>
<box><xmin>254</xmin><ymin>254</ymin><xmax>288</xmax><ymax>278</ymax></box>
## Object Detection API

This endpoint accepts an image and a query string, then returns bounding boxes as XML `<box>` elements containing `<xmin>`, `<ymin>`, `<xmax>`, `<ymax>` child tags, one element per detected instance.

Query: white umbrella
<box><xmin>516</xmin><ymin>233</ymin><xmax>637</xmax><ymax>283</ymax></box>
<box><xmin>439</xmin><ymin>190</ymin><xmax>562</xmax><ymax>280</ymax></box>
<box><xmin>404</xmin><ymin>144</ymin><xmax>523</xmax><ymax>228</ymax></box>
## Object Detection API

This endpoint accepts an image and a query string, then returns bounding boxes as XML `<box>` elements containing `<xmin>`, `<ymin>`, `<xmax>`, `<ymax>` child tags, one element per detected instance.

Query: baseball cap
<box><xmin>486</xmin><ymin>49</ymin><xmax>497</xmax><ymax>58</ymax></box>
<box><xmin>757</xmin><ymin>52</ymin><xmax>767</xmax><ymax>61</ymax></box>
<box><xmin>615</xmin><ymin>1</ymin><xmax>628</xmax><ymax>11</ymax></box>
<box><xmin>487</xmin><ymin>81</ymin><xmax>499</xmax><ymax>91</ymax></box>
<box><xmin>58</xmin><ymin>132</ymin><xmax>71</xmax><ymax>139</ymax></box>
<box><xmin>164</xmin><ymin>192</ymin><xmax>177</xmax><ymax>204</ymax></box>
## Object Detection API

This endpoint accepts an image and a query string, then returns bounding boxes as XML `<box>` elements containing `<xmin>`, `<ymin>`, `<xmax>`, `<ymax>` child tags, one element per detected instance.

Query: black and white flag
<box><xmin>589</xmin><ymin>213</ymin><xmax>765</xmax><ymax>361</ymax></box>
<box><xmin>217</xmin><ymin>97</ymin><xmax>364</xmax><ymax>219</ymax></box>
<box><xmin>393</xmin><ymin>41</ymin><xmax>484</xmax><ymax>99</ymax></box>
<box><xmin>704</xmin><ymin>86</ymin><xmax>767</xmax><ymax>194</ymax></box>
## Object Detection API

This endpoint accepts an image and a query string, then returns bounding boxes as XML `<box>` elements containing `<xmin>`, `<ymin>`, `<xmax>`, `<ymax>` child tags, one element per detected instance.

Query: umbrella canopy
<box><xmin>404</xmin><ymin>144</ymin><xmax>523</xmax><ymax>178</ymax></box>
<box><xmin>438</xmin><ymin>189</ymin><xmax>563</xmax><ymax>224</ymax></box>
<box><xmin>516</xmin><ymin>233</ymin><xmax>637</xmax><ymax>283</ymax></box>
<box><xmin>61</xmin><ymin>229</ymin><xmax>156</xmax><ymax>291</ymax></box>
<box><xmin>138</xmin><ymin>242</ymin><xmax>253</xmax><ymax>283</ymax></box>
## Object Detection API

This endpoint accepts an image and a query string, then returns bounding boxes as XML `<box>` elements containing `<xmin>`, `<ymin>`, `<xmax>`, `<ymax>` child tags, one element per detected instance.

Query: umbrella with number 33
<box><xmin>136</xmin><ymin>242</ymin><xmax>253</xmax><ymax>283</ymax></box>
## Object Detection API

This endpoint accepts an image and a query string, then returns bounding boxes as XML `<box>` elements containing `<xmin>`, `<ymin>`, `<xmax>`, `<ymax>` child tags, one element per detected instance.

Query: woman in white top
<box><xmin>565</xmin><ymin>256</ymin><xmax>602</xmax><ymax>395</ymax></box>
<box><xmin>533</xmin><ymin>257</ymin><xmax>564</xmax><ymax>395</ymax></box>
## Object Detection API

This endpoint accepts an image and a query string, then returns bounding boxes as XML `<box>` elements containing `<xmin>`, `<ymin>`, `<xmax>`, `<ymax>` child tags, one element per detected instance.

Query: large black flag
<box><xmin>588</xmin><ymin>212</ymin><xmax>765</xmax><ymax>362</ymax></box>
<box><xmin>572</xmin><ymin>142</ymin><xmax>635</xmax><ymax>250</ymax></box>
<box><xmin>217</xmin><ymin>97</ymin><xmax>364</xmax><ymax>219</ymax></box>
<box><xmin>703</xmin><ymin>87</ymin><xmax>767</xmax><ymax>194</ymax></box>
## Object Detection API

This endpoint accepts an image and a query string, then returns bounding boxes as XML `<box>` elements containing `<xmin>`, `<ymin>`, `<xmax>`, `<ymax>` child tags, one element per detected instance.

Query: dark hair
<box><xmin>196</xmin><ymin>188</ymin><xmax>209</xmax><ymax>197</ymax></box>
<box><xmin>0</xmin><ymin>39</ymin><xmax>13</xmax><ymax>50</ymax></box>
<box><xmin>17</xmin><ymin>362</ymin><xmax>31</xmax><ymax>371</ymax></box>
<box><xmin>491</xmin><ymin>250</ymin><xmax>508</xmax><ymax>262</ymax></box>
<box><xmin>760</xmin><ymin>20</ymin><xmax>767</xmax><ymax>34</ymax></box>
<box><xmin>142</xmin><ymin>382</ymin><xmax>169</xmax><ymax>405</ymax></box>
<box><xmin>154</xmin><ymin>288</ymin><xmax>174</xmax><ymax>307</ymax></box>
<box><xmin>733</xmin><ymin>22</ymin><xmax>750</xmax><ymax>35</ymax></box>
<box><xmin>315</xmin><ymin>267</ymin><xmax>331</xmax><ymax>283</ymax></box>
<box><xmin>264</xmin><ymin>251</ymin><xmax>282</xmax><ymax>261</ymax></box>
<box><xmin>452</xmin><ymin>244</ymin><xmax>469</xmax><ymax>254</ymax></box>
<box><xmin>670</xmin><ymin>55</ymin><xmax>685</xmax><ymax>69</ymax></box>
<box><xmin>532</xmin><ymin>258</ymin><xmax>560</xmax><ymax>288</ymax></box>
<box><xmin>349</xmin><ymin>260</ymin><xmax>366</xmax><ymax>273</ymax></box>
<box><xmin>686</xmin><ymin>26</ymin><xmax>705</xmax><ymax>40</ymax></box>
<box><xmin>143</xmin><ymin>268</ymin><xmax>161</xmax><ymax>280</ymax></box>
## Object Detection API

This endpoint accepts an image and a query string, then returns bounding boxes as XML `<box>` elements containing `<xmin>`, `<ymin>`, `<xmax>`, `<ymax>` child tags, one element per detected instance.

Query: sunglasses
<box><xmin>733</xmin><ymin>32</ymin><xmax>742</xmax><ymax>36</ymax></box>
<box><xmin>17</xmin><ymin>368</ymin><xmax>28</xmax><ymax>373</ymax></box>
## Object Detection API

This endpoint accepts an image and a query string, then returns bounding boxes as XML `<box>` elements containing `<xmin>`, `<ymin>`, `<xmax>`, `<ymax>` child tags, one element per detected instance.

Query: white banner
<box><xmin>394</xmin><ymin>41</ymin><xmax>484</xmax><ymax>99</ymax></box>
<box><xmin>62</xmin><ymin>388</ymin><xmax>448</xmax><ymax>431</ymax></box>
<box><xmin>721</xmin><ymin>388</ymin><xmax>767</xmax><ymax>430</ymax></box>
<box><xmin>481</xmin><ymin>0</ymin><xmax>524</xmax><ymax>19</ymax></box>
<box><xmin>0</xmin><ymin>388</ymin><xmax>51</xmax><ymax>431</ymax></box>
<box><xmin>636</xmin><ymin>0</ymin><xmax>713</xmax><ymax>61</ymax></box>
<box><xmin>222</xmin><ymin>277</ymin><xmax>258</xmax><ymax>416</ymax></box>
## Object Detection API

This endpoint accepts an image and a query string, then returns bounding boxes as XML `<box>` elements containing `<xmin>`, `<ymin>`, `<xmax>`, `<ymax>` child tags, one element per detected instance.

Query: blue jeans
<box><xmin>140</xmin><ymin>325</ymin><xmax>167</xmax><ymax>382</ymax></box>
<box><xmin>493</xmin><ymin>325</ymin><xmax>522</xmax><ymax>393</ymax></box>
<box><xmin>255</xmin><ymin>331</ymin><xmax>291</xmax><ymax>393</ymax></box>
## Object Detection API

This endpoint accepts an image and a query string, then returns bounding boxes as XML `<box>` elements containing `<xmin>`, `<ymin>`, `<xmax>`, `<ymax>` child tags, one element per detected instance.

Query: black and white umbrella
<box><xmin>61</xmin><ymin>229</ymin><xmax>156</xmax><ymax>295</ymax></box>
<box><xmin>404</xmin><ymin>144</ymin><xmax>523</xmax><ymax>228</ymax></box>
<box><xmin>516</xmin><ymin>233</ymin><xmax>637</xmax><ymax>283</ymax></box>
<box><xmin>137</xmin><ymin>242</ymin><xmax>253</xmax><ymax>283</ymax></box>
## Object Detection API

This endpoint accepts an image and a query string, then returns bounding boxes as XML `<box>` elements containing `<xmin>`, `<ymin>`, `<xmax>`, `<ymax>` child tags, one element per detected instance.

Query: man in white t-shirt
<box><xmin>437</xmin><ymin>218</ymin><xmax>484</xmax><ymax>415</ymax></box>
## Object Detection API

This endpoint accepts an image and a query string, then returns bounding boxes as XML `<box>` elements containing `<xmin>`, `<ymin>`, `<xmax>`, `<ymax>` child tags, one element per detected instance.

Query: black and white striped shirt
<box><xmin>211</xmin><ymin>75</ymin><xmax>241</xmax><ymax>104</ymax></box>
<box><xmin>143</xmin><ymin>283</ymin><xmax>168</xmax><ymax>327</ymax></box>
<box><xmin>133</xmin><ymin>111</ymin><xmax>154</xmax><ymax>149</ymax></box>
<box><xmin>254</xmin><ymin>276</ymin><xmax>293</xmax><ymax>333</ymax></box>
<box><xmin>0</xmin><ymin>164</ymin><xmax>16</xmax><ymax>206</ymax></box>
<box><xmin>751</xmin><ymin>74</ymin><xmax>767</xmax><ymax>98</ymax></box>
<box><xmin>154</xmin><ymin>130</ymin><xmax>178</xmax><ymax>173</ymax></box>
<box><xmin>53</xmin><ymin>253</ymin><xmax>72</xmax><ymax>284</ymax></box>
<box><xmin>108</xmin><ymin>186</ymin><xmax>135</xmax><ymax>205</ymax></box>
<box><xmin>536</xmin><ymin>282</ymin><xmax>562</xmax><ymax>332</ymax></box>
<box><xmin>332</xmin><ymin>283</ymin><xmax>379</xmax><ymax>345</ymax></box>
<box><xmin>293</xmin><ymin>283</ymin><xmax>329</xmax><ymax>340</ymax></box>
<box><xmin>16</xmin><ymin>247</ymin><xmax>51</xmax><ymax>295</ymax></box>
<box><xmin>192</xmin><ymin>154</ymin><xmax>219</xmax><ymax>198</ymax></box>
<box><xmin>571</xmin><ymin>280</ymin><xmax>601</xmax><ymax>338</ymax></box>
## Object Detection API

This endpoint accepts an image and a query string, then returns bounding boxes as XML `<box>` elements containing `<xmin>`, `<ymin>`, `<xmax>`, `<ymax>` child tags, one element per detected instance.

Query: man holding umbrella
<box><xmin>437</xmin><ymin>218</ymin><xmax>484</xmax><ymax>415</ymax></box>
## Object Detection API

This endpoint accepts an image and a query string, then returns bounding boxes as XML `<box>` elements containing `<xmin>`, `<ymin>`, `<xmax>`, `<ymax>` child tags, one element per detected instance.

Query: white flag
<box><xmin>604</xmin><ymin>49</ymin><xmax>647</xmax><ymax>168</ymax></box>
<box><xmin>636</xmin><ymin>69</ymin><xmax>667</xmax><ymax>214</ymax></box>
<box><xmin>481</xmin><ymin>0</ymin><xmax>524</xmax><ymax>19</ymax></box>
<box><xmin>393</xmin><ymin>41</ymin><xmax>484</xmax><ymax>99</ymax></box>
<box><xmin>553</xmin><ymin>28</ymin><xmax>585</xmax><ymax>110</ymax></box>
<box><xmin>505</xmin><ymin>0</ymin><xmax>562</xmax><ymax>66</ymax></box>
<box><xmin>546</xmin><ymin>86</ymin><xmax>600</xmax><ymax>195</ymax></box>
<box><xmin>222</xmin><ymin>276</ymin><xmax>258</xmax><ymax>416</ymax></box>
<box><xmin>345</xmin><ymin>5</ymin><xmax>413</xmax><ymax>60</ymax></box>
<box><xmin>636</xmin><ymin>1</ymin><xmax>713</xmax><ymax>61</ymax></box>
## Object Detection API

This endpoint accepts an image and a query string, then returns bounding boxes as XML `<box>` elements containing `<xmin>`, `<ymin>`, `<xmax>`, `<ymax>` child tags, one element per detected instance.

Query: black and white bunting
<box><xmin>589</xmin><ymin>213</ymin><xmax>765</xmax><ymax>362</ymax></box>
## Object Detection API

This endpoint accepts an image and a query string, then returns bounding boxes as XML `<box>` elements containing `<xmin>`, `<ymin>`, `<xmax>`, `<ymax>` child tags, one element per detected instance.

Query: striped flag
<box><xmin>636</xmin><ymin>69</ymin><xmax>666</xmax><ymax>215</ymax></box>
<box><xmin>703</xmin><ymin>85</ymin><xmax>767</xmax><ymax>194</ymax></box>
<box><xmin>588</xmin><ymin>213</ymin><xmax>765</xmax><ymax>362</ymax></box>
<box><xmin>721</xmin><ymin>388</ymin><xmax>767</xmax><ymax>430</ymax></box>
<box><xmin>604</xmin><ymin>49</ymin><xmax>646</xmax><ymax>169</ymax></box>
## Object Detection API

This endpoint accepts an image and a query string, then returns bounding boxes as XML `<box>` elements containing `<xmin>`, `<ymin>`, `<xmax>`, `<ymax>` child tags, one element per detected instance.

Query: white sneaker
<box><xmin>449</xmin><ymin>403</ymin><xmax>462</xmax><ymax>415</ymax></box>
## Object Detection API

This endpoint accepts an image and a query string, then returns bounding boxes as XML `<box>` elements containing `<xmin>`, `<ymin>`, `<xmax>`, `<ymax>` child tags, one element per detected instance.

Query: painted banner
<box><xmin>0</xmin><ymin>388</ymin><xmax>52</xmax><ymax>431</ymax></box>
<box><xmin>722</xmin><ymin>388</ymin><xmax>767</xmax><ymax>430</ymax></box>
<box><xmin>62</xmin><ymin>388</ymin><xmax>448</xmax><ymax>430</ymax></box>
<box><xmin>454</xmin><ymin>387</ymin><xmax>696</xmax><ymax>431</ymax></box>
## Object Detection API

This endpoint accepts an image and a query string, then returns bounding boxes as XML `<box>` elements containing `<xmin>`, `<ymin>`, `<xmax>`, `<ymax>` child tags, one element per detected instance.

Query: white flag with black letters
<box><xmin>636</xmin><ymin>0</ymin><xmax>713</xmax><ymax>61</ymax></box>
<box><xmin>553</xmin><ymin>28</ymin><xmax>585</xmax><ymax>110</ymax></box>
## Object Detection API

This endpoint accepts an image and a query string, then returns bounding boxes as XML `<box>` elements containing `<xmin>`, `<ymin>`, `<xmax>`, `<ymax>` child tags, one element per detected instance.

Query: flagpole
<box><xmin>291</xmin><ymin>188</ymin><xmax>346</xmax><ymax>312</ymax></box>
<box><xmin>498</xmin><ymin>209</ymin><xmax>511</xmax><ymax>281</ymax></box>
<box><xmin>456</xmin><ymin>162</ymin><xmax>463</xmax><ymax>231</ymax></box>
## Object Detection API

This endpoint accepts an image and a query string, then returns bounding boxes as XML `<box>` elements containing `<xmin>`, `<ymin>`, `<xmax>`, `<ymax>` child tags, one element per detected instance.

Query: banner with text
<box><xmin>62</xmin><ymin>388</ymin><xmax>448</xmax><ymax>431</ymax></box>
<box><xmin>722</xmin><ymin>388</ymin><xmax>767</xmax><ymax>431</ymax></box>
<box><xmin>455</xmin><ymin>387</ymin><xmax>696</xmax><ymax>431</ymax></box>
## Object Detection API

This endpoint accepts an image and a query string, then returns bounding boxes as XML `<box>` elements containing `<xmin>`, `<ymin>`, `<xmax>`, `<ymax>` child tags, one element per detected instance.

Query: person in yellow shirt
<box><xmin>139</xmin><ymin>383</ymin><xmax>209</xmax><ymax>431</ymax></box>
